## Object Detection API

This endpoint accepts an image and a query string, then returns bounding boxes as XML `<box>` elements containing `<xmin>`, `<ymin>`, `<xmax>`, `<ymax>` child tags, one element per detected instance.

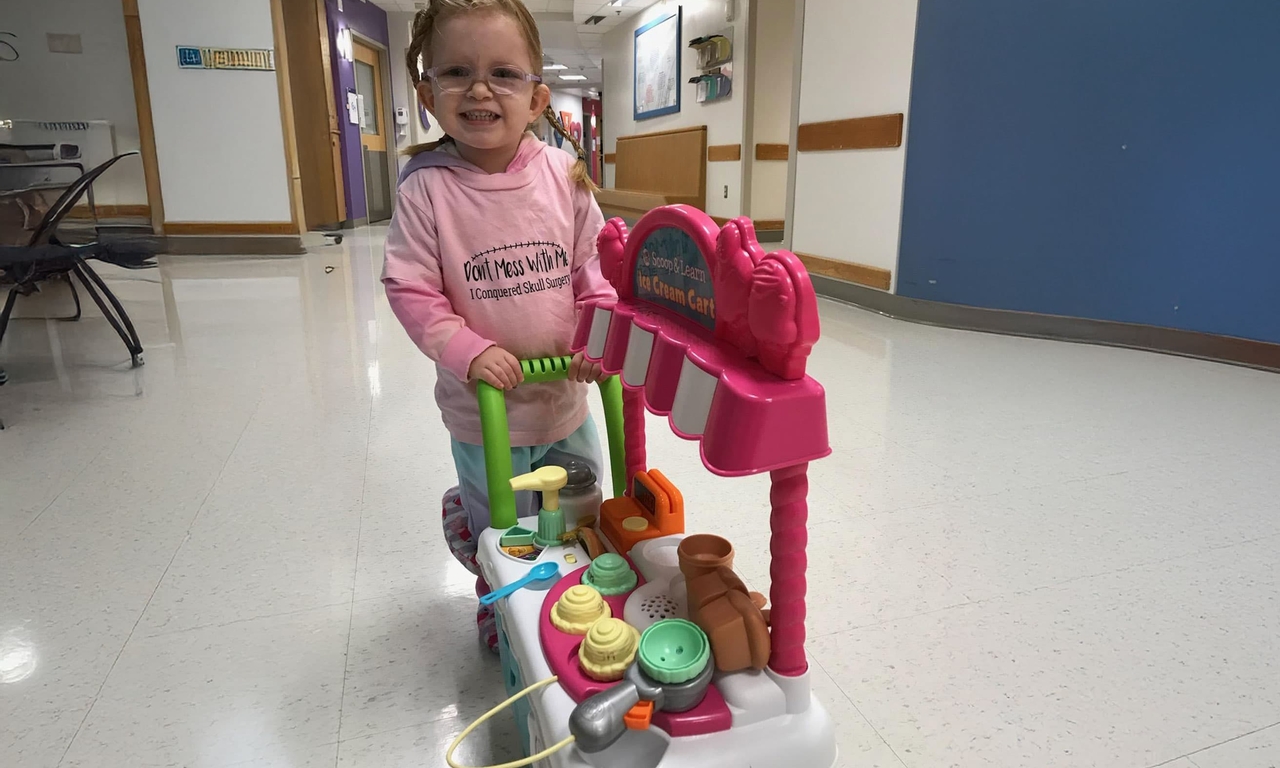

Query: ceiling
<box><xmin>364</xmin><ymin>0</ymin><xmax>661</xmax><ymax>90</ymax></box>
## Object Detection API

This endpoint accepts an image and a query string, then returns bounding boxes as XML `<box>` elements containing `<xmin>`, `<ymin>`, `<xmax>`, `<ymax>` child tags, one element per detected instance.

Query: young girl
<box><xmin>382</xmin><ymin>0</ymin><xmax>615</xmax><ymax>650</ymax></box>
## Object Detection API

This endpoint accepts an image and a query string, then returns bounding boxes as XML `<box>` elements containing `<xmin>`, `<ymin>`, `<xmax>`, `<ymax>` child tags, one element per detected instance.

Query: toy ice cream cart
<box><xmin>450</xmin><ymin>206</ymin><xmax>836</xmax><ymax>768</ymax></box>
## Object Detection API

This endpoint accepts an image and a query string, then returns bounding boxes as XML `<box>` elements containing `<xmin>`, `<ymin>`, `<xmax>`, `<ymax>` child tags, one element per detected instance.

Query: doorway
<box><xmin>746</xmin><ymin>0</ymin><xmax>797</xmax><ymax>240</ymax></box>
<box><xmin>352</xmin><ymin>38</ymin><xmax>392</xmax><ymax>223</ymax></box>
<box><xmin>582</xmin><ymin>96</ymin><xmax>603</xmax><ymax>185</ymax></box>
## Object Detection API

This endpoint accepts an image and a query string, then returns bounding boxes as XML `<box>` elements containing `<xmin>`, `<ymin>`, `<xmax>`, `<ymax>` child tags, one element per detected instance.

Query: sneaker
<box><xmin>442</xmin><ymin>487</ymin><xmax>480</xmax><ymax>576</ymax></box>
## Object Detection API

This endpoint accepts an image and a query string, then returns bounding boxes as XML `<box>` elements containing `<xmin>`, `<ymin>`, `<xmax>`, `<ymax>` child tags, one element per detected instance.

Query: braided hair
<box><xmin>405</xmin><ymin>0</ymin><xmax>597</xmax><ymax>191</ymax></box>
<box><xmin>542</xmin><ymin>105</ymin><xmax>598</xmax><ymax>191</ymax></box>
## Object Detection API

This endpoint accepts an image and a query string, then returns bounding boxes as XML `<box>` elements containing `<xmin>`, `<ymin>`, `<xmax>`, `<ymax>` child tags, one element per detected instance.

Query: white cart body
<box><xmin>477</xmin><ymin>524</ymin><xmax>837</xmax><ymax>768</ymax></box>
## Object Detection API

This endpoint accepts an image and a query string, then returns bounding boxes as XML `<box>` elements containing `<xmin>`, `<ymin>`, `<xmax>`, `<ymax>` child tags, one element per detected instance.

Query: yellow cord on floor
<box><xmin>445</xmin><ymin>675</ymin><xmax>577</xmax><ymax>768</ymax></box>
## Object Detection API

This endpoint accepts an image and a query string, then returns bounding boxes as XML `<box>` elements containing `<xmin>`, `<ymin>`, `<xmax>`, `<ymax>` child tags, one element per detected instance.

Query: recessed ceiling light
<box><xmin>544</xmin><ymin>64</ymin><xmax>568</xmax><ymax>70</ymax></box>
<box><xmin>609</xmin><ymin>0</ymin><xmax>626</xmax><ymax>6</ymax></box>
<box><xmin>559</xmin><ymin>74</ymin><xmax>588</xmax><ymax>81</ymax></box>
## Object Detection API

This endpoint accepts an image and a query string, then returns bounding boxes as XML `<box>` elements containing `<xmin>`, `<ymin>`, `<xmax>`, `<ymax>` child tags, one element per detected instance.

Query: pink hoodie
<box><xmin>382</xmin><ymin>133</ymin><xmax>616</xmax><ymax>446</ymax></box>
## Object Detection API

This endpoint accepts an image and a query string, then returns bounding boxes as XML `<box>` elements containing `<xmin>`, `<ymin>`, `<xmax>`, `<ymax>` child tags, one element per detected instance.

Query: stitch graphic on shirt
<box><xmin>469</xmin><ymin>240</ymin><xmax>562</xmax><ymax>261</ymax></box>
<box><xmin>462</xmin><ymin>240</ymin><xmax>573</xmax><ymax>303</ymax></box>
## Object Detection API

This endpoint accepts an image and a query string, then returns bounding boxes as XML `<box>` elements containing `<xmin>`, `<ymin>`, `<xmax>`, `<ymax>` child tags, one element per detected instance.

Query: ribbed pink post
<box><xmin>767</xmin><ymin>462</ymin><xmax>809</xmax><ymax>676</ymax></box>
<box><xmin>622</xmin><ymin>387</ymin><xmax>648</xmax><ymax>491</ymax></box>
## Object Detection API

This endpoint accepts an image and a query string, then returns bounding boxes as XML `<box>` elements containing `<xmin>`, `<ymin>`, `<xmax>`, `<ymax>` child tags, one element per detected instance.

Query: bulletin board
<box><xmin>633</xmin><ymin>7</ymin><xmax>682</xmax><ymax>120</ymax></box>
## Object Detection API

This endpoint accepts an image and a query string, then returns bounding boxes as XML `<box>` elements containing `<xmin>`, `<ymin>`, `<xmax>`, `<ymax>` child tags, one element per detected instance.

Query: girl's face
<box><xmin>418</xmin><ymin>11</ymin><xmax>550</xmax><ymax>155</ymax></box>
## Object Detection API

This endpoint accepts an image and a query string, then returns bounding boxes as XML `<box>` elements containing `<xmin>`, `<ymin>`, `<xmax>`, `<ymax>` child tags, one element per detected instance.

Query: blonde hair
<box><xmin>406</xmin><ymin>0</ymin><xmax>598</xmax><ymax>191</ymax></box>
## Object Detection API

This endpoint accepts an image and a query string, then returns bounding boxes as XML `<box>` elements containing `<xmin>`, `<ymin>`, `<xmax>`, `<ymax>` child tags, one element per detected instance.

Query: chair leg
<box><xmin>1</xmin><ymin>287</ymin><xmax>12</xmax><ymax>429</ymax></box>
<box><xmin>0</xmin><ymin>287</ymin><xmax>18</xmax><ymax>350</ymax></box>
<box><xmin>55</xmin><ymin>276</ymin><xmax>83</xmax><ymax>322</ymax></box>
<box><xmin>75</xmin><ymin>259</ymin><xmax>141</xmax><ymax>350</ymax></box>
<box><xmin>71</xmin><ymin>260</ymin><xmax>144</xmax><ymax>367</ymax></box>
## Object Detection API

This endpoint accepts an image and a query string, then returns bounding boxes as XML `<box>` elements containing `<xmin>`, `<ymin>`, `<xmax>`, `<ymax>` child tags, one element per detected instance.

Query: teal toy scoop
<box><xmin>479</xmin><ymin>562</ymin><xmax>560</xmax><ymax>606</ymax></box>
<box><xmin>638</xmin><ymin>619</ymin><xmax>710</xmax><ymax>684</ymax></box>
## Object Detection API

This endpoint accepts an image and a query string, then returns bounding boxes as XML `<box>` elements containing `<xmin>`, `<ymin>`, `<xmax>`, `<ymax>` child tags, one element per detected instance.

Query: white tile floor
<box><xmin>2</xmin><ymin>225</ymin><xmax>1279</xmax><ymax>768</ymax></box>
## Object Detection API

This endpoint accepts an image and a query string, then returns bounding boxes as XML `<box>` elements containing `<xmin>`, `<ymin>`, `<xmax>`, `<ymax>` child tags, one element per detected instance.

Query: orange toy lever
<box><xmin>624</xmin><ymin>700</ymin><xmax>654</xmax><ymax>730</ymax></box>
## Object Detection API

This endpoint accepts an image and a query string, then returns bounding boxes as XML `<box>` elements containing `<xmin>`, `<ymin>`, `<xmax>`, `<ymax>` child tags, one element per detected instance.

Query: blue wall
<box><xmin>897</xmin><ymin>0</ymin><xmax>1280</xmax><ymax>344</ymax></box>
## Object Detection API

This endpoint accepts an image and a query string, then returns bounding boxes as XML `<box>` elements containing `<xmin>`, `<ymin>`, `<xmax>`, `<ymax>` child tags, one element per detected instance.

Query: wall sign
<box><xmin>346</xmin><ymin>90</ymin><xmax>361</xmax><ymax>125</ymax></box>
<box><xmin>47</xmin><ymin>33</ymin><xmax>83</xmax><ymax>54</ymax></box>
<box><xmin>177</xmin><ymin>46</ymin><xmax>275</xmax><ymax>71</ymax></box>
<box><xmin>632</xmin><ymin>226</ymin><xmax>716</xmax><ymax>330</ymax></box>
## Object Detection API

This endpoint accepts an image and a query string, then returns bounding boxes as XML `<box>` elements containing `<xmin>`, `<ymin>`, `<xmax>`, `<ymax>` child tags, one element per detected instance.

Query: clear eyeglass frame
<box><xmin>425</xmin><ymin>65</ymin><xmax>543</xmax><ymax>96</ymax></box>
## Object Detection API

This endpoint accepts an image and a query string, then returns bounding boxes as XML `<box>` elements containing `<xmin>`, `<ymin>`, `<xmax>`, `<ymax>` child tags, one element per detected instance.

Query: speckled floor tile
<box><xmin>60</xmin><ymin>604</ymin><xmax>350</xmax><ymax>768</ymax></box>
<box><xmin>337</xmin><ymin>715</ymin><xmax>521</xmax><ymax>768</ymax></box>
<box><xmin>811</xmin><ymin>538</ymin><xmax>1280</xmax><ymax>768</ymax></box>
<box><xmin>338</xmin><ymin>591</ymin><xmax>506</xmax><ymax>740</ymax></box>
<box><xmin>1185</xmin><ymin>724</ymin><xmax>1280</xmax><ymax>768</ymax></box>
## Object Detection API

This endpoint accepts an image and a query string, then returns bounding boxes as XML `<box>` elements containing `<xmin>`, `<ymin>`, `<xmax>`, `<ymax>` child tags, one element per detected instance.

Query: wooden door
<box><xmin>282</xmin><ymin>0</ymin><xmax>343</xmax><ymax>229</ymax></box>
<box><xmin>352</xmin><ymin>39</ymin><xmax>392</xmax><ymax>222</ymax></box>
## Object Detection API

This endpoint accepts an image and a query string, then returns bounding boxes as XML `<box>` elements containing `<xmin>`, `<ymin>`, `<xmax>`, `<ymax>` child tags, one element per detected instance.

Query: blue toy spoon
<box><xmin>479</xmin><ymin>561</ymin><xmax>561</xmax><ymax>606</ymax></box>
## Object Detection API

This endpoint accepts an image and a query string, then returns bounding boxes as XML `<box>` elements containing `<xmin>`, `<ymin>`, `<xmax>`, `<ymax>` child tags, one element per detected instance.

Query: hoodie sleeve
<box><xmin>570</xmin><ymin>180</ymin><xmax>618</xmax><ymax>314</ymax></box>
<box><xmin>382</xmin><ymin>181</ymin><xmax>494</xmax><ymax>382</ymax></box>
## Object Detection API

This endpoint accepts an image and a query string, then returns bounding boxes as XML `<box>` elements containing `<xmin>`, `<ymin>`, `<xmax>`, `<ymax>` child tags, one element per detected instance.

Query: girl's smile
<box><xmin>461</xmin><ymin>110</ymin><xmax>501</xmax><ymax>123</ymax></box>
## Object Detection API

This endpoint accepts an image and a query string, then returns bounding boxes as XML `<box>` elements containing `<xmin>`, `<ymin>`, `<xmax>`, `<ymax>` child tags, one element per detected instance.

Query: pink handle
<box><xmin>623</xmin><ymin>387</ymin><xmax>648</xmax><ymax>491</ymax></box>
<box><xmin>767</xmin><ymin>463</ymin><xmax>809</xmax><ymax>676</ymax></box>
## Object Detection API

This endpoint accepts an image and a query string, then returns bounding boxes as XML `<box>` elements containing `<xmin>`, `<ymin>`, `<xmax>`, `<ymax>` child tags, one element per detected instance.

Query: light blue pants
<box><xmin>450</xmin><ymin>413</ymin><xmax>603</xmax><ymax>536</ymax></box>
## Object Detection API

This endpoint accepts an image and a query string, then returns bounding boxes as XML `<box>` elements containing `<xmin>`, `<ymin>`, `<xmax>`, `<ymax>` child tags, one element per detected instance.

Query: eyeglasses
<box><xmin>425</xmin><ymin>65</ymin><xmax>543</xmax><ymax>96</ymax></box>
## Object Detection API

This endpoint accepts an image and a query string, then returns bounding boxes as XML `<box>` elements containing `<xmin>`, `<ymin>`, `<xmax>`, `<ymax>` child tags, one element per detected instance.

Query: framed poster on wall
<box><xmin>633</xmin><ymin>7</ymin><xmax>682</xmax><ymax>120</ymax></box>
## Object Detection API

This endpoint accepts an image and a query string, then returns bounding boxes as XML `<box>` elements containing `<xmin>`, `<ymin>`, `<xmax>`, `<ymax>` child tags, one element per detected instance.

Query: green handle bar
<box><xmin>476</xmin><ymin>356</ymin><xmax>627</xmax><ymax>530</ymax></box>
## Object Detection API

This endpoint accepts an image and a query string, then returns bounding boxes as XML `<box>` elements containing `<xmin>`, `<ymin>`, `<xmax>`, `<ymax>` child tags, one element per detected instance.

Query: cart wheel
<box><xmin>131</xmin><ymin>353</ymin><xmax>145</xmax><ymax>368</ymax></box>
<box><xmin>333</xmin><ymin>234</ymin><xmax>343</xmax><ymax>245</ymax></box>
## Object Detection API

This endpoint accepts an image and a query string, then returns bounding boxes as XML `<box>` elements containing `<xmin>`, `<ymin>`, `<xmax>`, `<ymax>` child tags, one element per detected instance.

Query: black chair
<box><xmin>0</xmin><ymin>152</ymin><xmax>156</xmax><ymax>424</ymax></box>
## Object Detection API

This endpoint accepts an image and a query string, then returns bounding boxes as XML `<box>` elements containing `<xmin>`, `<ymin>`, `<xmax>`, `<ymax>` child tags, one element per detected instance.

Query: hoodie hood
<box><xmin>397</xmin><ymin>131</ymin><xmax>547</xmax><ymax>186</ymax></box>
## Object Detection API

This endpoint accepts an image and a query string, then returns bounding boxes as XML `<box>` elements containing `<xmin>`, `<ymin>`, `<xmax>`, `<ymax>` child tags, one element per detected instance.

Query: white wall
<box><xmin>602</xmin><ymin>0</ymin><xmax>751</xmax><ymax>220</ymax></box>
<box><xmin>547</xmin><ymin>91</ymin><xmax>584</xmax><ymax>157</ymax></box>
<box><xmin>747</xmin><ymin>0</ymin><xmax>795</xmax><ymax>222</ymax></box>
<box><xmin>789</xmin><ymin>0</ymin><xmax>920</xmax><ymax>287</ymax></box>
<box><xmin>387</xmin><ymin>10</ymin><xmax>445</xmax><ymax>171</ymax></box>
<box><xmin>136</xmin><ymin>0</ymin><xmax>292</xmax><ymax>223</ymax></box>
<box><xmin>0</xmin><ymin>0</ymin><xmax>147</xmax><ymax>207</ymax></box>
